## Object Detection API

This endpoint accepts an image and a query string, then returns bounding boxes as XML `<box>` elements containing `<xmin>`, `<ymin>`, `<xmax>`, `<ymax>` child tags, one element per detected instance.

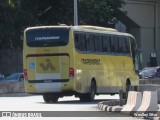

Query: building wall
<box><xmin>124</xmin><ymin>0</ymin><xmax>159</xmax><ymax>68</ymax></box>
<box><xmin>157</xmin><ymin>1</ymin><xmax>160</xmax><ymax>67</ymax></box>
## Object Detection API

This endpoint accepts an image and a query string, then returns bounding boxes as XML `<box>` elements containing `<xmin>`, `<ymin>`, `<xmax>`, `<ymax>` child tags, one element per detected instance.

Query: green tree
<box><xmin>0</xmin><ymin>0</ymin><xmax>15</xmax><ymax>49</ymax></box>
<box><xmin>0</xmin><ymin>0</ymin><xmax>124</xmax><ymax>49</ymax></box>
<box><xmin>78</xmin><ymin>0</ymin><xmax>125</xmax><ymax>27</ymax></box>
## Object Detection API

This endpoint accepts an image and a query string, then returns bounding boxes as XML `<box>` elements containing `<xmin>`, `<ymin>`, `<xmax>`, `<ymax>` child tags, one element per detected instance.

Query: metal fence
<box><xmin>0</xmin><ymin>49</ymin><xmax>23</xmax><ymax>74</ymax></box>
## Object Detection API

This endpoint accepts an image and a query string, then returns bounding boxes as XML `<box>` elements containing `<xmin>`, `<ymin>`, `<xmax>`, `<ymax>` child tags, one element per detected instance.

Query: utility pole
<box><xmin>74</xmin><ymin>0</ymin><xmax>78</xmax><ymax>26</ymax></box>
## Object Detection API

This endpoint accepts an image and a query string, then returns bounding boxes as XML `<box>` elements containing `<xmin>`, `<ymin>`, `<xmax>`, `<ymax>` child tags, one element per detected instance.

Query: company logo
<box><xmin>40</xmin><ymin>59</ymin><xmax>55</xmax><ymax>71</ymax></box>
<box><xmin>2</xmin><ymin>112</ymin><xmax>11</xmax><ymax>117</ymax></box>
<box><xmin>35</xmin><ymin>36</ymin><xmax>60</xmax><ymax>41</ymax></box>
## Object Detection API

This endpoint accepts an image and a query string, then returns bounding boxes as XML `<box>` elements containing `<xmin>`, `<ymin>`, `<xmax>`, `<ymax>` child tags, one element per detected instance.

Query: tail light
<box><xmin>70</xmin><ymin>68</ymin><xmax>74</xmax><ymax>77</ymax></box>
<box><xmin>24</xmin><ymin>69</ymin><xmax>28</xmax><ymax>80</ymax></box>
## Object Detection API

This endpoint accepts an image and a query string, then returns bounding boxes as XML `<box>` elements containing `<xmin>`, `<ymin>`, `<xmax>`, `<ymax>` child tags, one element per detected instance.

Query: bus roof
<box><xmin>25</xmin><ymin>25</ymin><xmax>134</xmax><ymax>38</ymax></box>
<box><xmin>25</xmin><ymin>25</ymin><xmax>117</xmax><ymax>32</ymax></box>
<box><xmin>74</xmin><ymin>25</ymin><xmax>118</xmax><ymax>32</ymax></box>
<box><xmin>73</xmin><ymin>25</ymin><xmax>135</xmax><ymax>38</ymax></box>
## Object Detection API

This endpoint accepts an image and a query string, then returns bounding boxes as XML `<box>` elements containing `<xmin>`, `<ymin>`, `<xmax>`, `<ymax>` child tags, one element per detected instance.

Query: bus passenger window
<box><xmin>119</xmin><ymin>36</ymin><xmax>125</xmax><ymax>53</ymax></box>
<box><xmin>103</xmin><ymin>35</ymin><xmax>111</xmax><ymax>52</ymax></box>
<box><xmin>75</xmin><ymin>33</ymin><xmax>86</xmax><ymax>52</ymax></box>
<box><xmin>86</xmin><ymin>33</ymin><xmax>94</xmax><ymax>52</ymax></box>
<box><xmin>107</xmin><ymin>36</ymin><xmax>111</xmax><ymax>52</ymax></box>
<box><xmin>111</xmin><ymin>36</ymin><xmax>115</xmax><ymax>53</ymax></box>
<box><xmin>130</xmin><ymin>37</ymin><xmax>136</xmax><ymax>59</ymax></box>
<box><xmin>102</xmin><ymin>36</ymin><xmax>107</xmax><ymax>52</ymax></box>
<box><xmin>103</xmin><ymin>35</ymin><xmax>111</xmax><ymax>53</ymax></box>
<box><xmin>95</xmin><ymin>34</ymin><xmax>103</xmax><ymax>52</ymax></box>
<box><xmin>125</xmin><ymin>37</ymin><xmax>130</xmax><ymax>54</ymax></box>
<box><xmin>114</xmin><ymin>36</ymin><xmax>119</xmax><ymax>53</ymax></box>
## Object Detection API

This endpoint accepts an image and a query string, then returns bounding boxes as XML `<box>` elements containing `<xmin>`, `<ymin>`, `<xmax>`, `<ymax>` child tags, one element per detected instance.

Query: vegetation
<box><xmin>0</xmin><ymin>0</ymin><xmax>124</xmax><ymax>49</ymax></box>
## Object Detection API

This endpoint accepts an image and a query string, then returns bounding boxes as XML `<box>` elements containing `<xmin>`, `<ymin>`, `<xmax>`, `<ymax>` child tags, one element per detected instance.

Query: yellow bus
<box><xmin>23</xmin><ymin>25</ymin><xmax>139</xmax><ymax>102</ymax></box>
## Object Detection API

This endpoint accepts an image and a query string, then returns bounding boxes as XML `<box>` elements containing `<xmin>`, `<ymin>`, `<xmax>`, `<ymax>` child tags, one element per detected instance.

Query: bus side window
<box><xmin>125</xmin><ymin>37</ymin><xmax>130</xmax><ymax>54</ymax></box>
<box><xmin>102</xmin><ymin>35</ymin><xmax>107</xmax><ymax>52</ymax></box>
<box><xmin>102</xmin><ymin>35</ymin><xmax>111</xmax><ymax>53</ymax></box>
<box><xmin>130</xmin><ymin>37</ymin><xmax>136</xmax><ymax>59</ymax></box>
<box><xmin>86</xmin><ymin>33</ymin><xmax>94</xmax><ymax>52</ymax></box>
<box><xmin>119</xmin><ymin>36</ymin><xmax>126</xmax><ymax>54</ymax></box>
<box><xmin>121</xmin><ymin>37</ymin><xmax>127</xmax><ymax>54</ymax></box>
<box><xmin>75</xmin><ymin>33</ymin><xmax>86</xmax><ymax>52</ymax></box>
<box><xmin>95</xmin><ymin>34</ymin><xmax>103</xmax><ymax>52</ymax></box>
<box><xmin>111</xmin><ymin>36</ymin><xmax>115</xmax><ymax>53</ymax></box>
<box><xmin>75</xmin><ymin>33</ymin><xmax>79</xmax><ymax>49</ymax></box>
<box><xmin>107</xmin><ymin>36</ymin><xmax>111</xmax><ymax>52</ymax></box>
<box><xmin>114</xmin><ymin>36</ymin><xmax>119</xmax><ymax>53</ymax></box>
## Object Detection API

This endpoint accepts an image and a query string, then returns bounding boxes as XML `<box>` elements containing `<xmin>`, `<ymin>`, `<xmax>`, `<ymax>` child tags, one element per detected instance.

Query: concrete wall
<box><xmin>124</xmin><ymin>2</ymin><xmax>154</xmax><ymax>27</ymax></box>
<box><xmin>124</xmin><ymin>0</ymin><xmax>159</xmax><ymax>68</ymax></box>
<box><xmin>0</xmin><ymin>82</ymin><xmax>25</xmax><ymax>94</ymax></box>
<box><xmin>157</xmin><ymin>1</ymin><xmax>160</xmax><ymax>67</ymax></box>
<box><xmin>140</xmin><ymin>28</ymin><xmax>155</xmax><ymax>66</ymax></box>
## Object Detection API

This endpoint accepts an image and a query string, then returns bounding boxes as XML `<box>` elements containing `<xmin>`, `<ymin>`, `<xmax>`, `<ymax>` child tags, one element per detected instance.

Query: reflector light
<box><xmin>70</xmin><ymin>68</ymin><xmax>74</xmax><ymax>77</ymax></box>
<box><xmin>24</xmin><ymin>69</ymin><xmax>28</xmax><ymax>79</ymax></box>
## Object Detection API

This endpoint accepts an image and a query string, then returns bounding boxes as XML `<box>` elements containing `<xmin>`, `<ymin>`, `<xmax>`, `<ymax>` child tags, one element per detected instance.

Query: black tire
<box><xmin>89</xmin><ymin>81</ymin><xmax>96</xmax><ymax>101</ymax></box>
<box><xmin>79</xmin><ymin>95</ymin><xmax>88</xmax><ymax>102</ymax></box>
<box><xmin>79</xmin><ymin>80</ymin><xmax>96</xmax><ymax>102</ymax></box>
<box><xmin>123</xmin><ymin>80</ymin><xmax>131</xmax><ymax>100</ymax></box>
<box><xmin>126</xmin><ymin>81</ymin><xmax>130</xmax><ymax>98</ymax></box>
<box><xmin>43</xmin><ymin>94</ymin><xmax>59</xmax><ymax>103</ymax></box>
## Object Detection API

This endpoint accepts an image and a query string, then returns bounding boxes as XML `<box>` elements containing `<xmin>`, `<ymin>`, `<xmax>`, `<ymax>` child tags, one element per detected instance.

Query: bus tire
<box><xmin>88</xmin><ymin>80</ymin><xmax>96</xmax><ymax>101</ymax></box>
<box><xmin>80</xmin><ymin>80</ymin><xmax>96</xmax><ymax>102</ymax></box>
<box><xmin>43</xmin><ymin>94</ymin><xmax>59</xmax><ymax>103</ymax></box>
<box><xmin>123</xmin><ymin>79</ymin><xmax>131</xmax><ymax>100</ymax></box>
<box><xmin>79</xmin><ymin>95</ymin><xmax>87</xmax><ymax>102</ymax></box>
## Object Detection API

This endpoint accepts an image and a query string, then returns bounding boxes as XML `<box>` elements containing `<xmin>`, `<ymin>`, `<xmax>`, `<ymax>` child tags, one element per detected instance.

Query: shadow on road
<box><xmin>38</xmin><ymin>99</ymin><xmax>118</xmax><ymax>105</ymax></box>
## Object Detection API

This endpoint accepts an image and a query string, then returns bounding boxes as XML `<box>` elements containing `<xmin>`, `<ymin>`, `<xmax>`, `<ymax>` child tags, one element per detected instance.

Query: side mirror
<box><xmin>137</xmin><ymin>50</ymin><xmax>143</xmax><ymax>65</ymax></box>
<box><xmin>135</xmin><ymin>49</ymin><xmax>143</xmax><ymax>72</ymax></box>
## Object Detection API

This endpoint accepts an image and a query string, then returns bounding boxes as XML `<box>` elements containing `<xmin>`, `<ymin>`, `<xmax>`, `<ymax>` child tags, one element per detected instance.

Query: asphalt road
<box><xmin>0</xmin><ymin>94</ymin><xmax>139</xmax><ymax>120</ymax></box>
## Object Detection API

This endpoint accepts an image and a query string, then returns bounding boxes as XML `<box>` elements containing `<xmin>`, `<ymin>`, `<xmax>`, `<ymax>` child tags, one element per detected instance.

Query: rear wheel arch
<box><xmin>126</xmin><ymin>78</ymin><xmax>131</xmax><ymax>86</ymax></box>
<box><xmin>91</xmin><ymin>77</ymin><xmax>97</xmax><ymax>93</ymax></box>
<box><xmin>122</xmin><ymin>78</ymin><xmax>131</xmax><ymax>99</ymax></box>
<box><xmin>126</xmin><ymin>78</ymin><xmax>131</xmax><ymax>93</ymax></box>
<box><xmin>79</xmin><ymin>77</ymin><xmax>97</xmax><ymax>102</ymax></box>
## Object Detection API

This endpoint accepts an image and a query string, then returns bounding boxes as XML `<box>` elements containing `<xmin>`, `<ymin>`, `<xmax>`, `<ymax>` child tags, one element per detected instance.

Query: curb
<box><xmin>98</xmin><ymin>100</ymin><xmax>125</xmax><ymax>112</ymax></box>
<box><xmin>97</xmin><ymin>97</ymin><xmax>160</xmax><ymax>120</ymax></box>
<box><xmin>0</xmin><ymin>92</ymin><xmax>32</xmax><ymax>97</ymax></box>
<box><xmin>98</xmin><ymin>103</ymin><xmax>123</xmax><ymax>112</ymax></box>
<box><xmin>97</xmin><ymin>101</ymin><xmax>160</xmax><ymax>119</ymax></box>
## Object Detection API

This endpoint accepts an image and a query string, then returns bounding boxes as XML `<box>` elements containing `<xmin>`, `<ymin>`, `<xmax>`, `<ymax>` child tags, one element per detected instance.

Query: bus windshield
<box><xmin>26</xmin><ymin>28</ymin><xmax>69</xmax><ymax>47</ymax></box>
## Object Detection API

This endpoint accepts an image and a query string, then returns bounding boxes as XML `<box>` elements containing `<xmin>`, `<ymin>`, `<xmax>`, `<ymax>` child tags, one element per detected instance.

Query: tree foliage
<box><xmin>78</xmin><ymin>0</ymin><xmax>124</xmax><ymax>27</ymax></box>
<box><xmin>0</xmin><ymin>0</ymin><xmax>124</xmax><ymax>49</ymax></box>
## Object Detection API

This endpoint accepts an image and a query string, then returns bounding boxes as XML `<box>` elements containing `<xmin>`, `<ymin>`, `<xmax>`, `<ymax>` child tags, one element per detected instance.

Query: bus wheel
<box><xmin>126</xmin><ymin>80</ymin><xmax>131</xmax><ymax>98</ymax></box>
<box><xmin>79</xmin><ymin>95</ymin><xmax>87</xmax><ymax>102</ymax></box>
<box><xmin>88</xmin><ymin>80</ymin><xmax>96</xmax><ymax>101</ymax></box>
<box><xmin>43</xmin><ymin>94</ymin><xmax>59</xmax><ymax>103</ymax></box>
<box><xmin>123</xmin><ymin>80</ymin><xmax>131</xmax><ymax>100</ymax></box>
<box><xmin>80</xmin><ymin>80</ymin><xmax>96</xmax><ymax>102</ymax></box>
